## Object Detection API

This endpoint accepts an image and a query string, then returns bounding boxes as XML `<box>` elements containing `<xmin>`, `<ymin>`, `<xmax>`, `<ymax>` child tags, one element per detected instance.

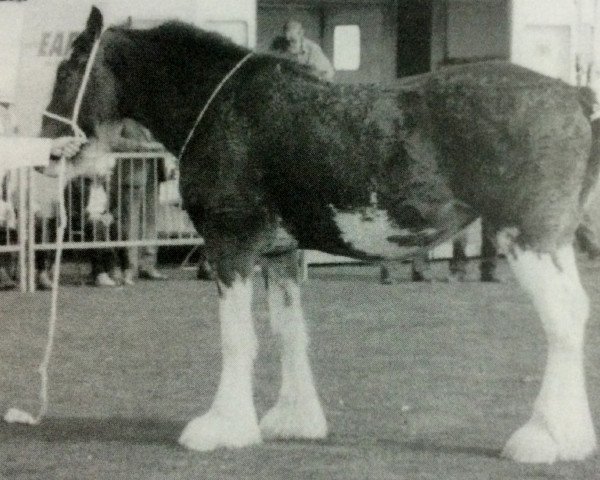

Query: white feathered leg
<box><xmin>179</xmin><ymin>275</ymin><xmax>261</xmax><ymax>451</ymax></box>
<box><xmin>503</xmin><ymin>244</ymin><xmax>597</xmax><ymax>463</ymax></box>
<box><xmin>260</xmin><ymin>276</ymin><xmax>327</xmax><ymax>440</ymax></box>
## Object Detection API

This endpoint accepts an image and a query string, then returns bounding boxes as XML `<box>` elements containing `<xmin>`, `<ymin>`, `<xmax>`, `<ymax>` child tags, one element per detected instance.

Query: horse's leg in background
<box><xmin>502</xmin><ymin>241</ymin><xmax>597</xmax><ymax>463</ymax></box>
<box><xmin>259</xmin><ymin>250</ymin><xmax>327</xmax><ymax>439</ymax></box>
<box><xmin>179</xmin><ymin>252</ymin><xmax>262</xmax><ymax>451</ymax></box>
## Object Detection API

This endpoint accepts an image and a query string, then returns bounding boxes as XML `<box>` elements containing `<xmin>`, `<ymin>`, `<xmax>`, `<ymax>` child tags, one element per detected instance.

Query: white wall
<box><xmin>105</xmin><ymin>0</ymin><xmax>257</xmax><ymax>48</ymax></box>
<box><xmin>0</xmin><ymin>3</ymin><xmax>25</xmax><ymax>103</ymax></box>
<box><xmin>511</xmin><ymin>0</ymin><xmax>597</xmax><ymax>85</ymax></box>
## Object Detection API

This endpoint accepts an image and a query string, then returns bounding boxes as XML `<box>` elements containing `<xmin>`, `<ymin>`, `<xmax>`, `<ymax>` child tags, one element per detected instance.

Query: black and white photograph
<box><xmin>1</xmin><ymin>0</ymin><xmax>600</xmax><ymax>478</ymax></box>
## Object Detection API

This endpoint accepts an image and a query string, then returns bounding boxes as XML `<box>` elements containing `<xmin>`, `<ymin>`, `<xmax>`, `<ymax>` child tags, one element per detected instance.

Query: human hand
<box><xmin>50</xmin><ymin>136</ymin><xmax>87</xmax><ymax>160</ymax></box>
<box><xmin>139</xmin><ymin>141</ymin><xmax>165</xmax><ymax>152</ymax></box>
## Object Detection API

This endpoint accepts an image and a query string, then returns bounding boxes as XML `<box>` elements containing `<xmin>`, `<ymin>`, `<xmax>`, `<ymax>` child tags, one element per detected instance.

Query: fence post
<box><xmin>27</xmin><ymin>167</ymin><xmax>36</xmax><ymax>292</ymax></box>
<box><xmin>17</xmin><ymin>167</ymin><xmax>27</xmax><ymax>292</ymax></box>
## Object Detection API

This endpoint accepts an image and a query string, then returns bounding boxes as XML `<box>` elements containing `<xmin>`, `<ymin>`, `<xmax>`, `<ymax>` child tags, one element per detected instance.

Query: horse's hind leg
<box><xmin>502</xmin><ymin>242</ymin><xmax>597</xmax><ymax>463</ymax></box>
<box><xmin>179</xmin><ymin>252</ymin><xmax>261</xmax><ymax>451</ymax></box>
<box><xmin>259</xmin><ymin>251</ymin><xmax>327</xmax><ymax>440</ymax></box>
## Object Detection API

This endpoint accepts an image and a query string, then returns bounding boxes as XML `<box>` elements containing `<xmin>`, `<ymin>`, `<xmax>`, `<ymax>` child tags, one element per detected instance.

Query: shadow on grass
<box><xmin>270</xmin><ymin>433</ymin><xmax>501</xmax><ymax>459</ymax></box>
<box><xmin>374</xmin><ymin>437</ymin><xmax>501</xmax><ymax>459</ymax></box>
<box><xmin>0</xmin><ymin>416</ymin><xmax>186</xmax><ymax>447</ymax></box>
<box><xmin>0</xmin><ymin>418</ymin><xmax>501</xmax><ymax>459</ymax></box>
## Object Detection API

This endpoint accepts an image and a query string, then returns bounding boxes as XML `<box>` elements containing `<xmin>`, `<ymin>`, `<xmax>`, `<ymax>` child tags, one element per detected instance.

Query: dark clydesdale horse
<box><xmin>42</xmin><ymin>7</ymin><xmax>599</xmax><ymax>463</ymax></box>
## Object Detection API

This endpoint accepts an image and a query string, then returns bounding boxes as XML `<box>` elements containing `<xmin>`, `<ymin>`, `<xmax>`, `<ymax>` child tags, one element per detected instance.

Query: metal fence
<box><xmin>0</xmin><ymin>153</ymin><xmax>203</xmax><ymax>291</ymax></box>
<box><xmin>0</xmin><ymin>168</ymin><xmax>28</xmax><ymax>291</ymax></box>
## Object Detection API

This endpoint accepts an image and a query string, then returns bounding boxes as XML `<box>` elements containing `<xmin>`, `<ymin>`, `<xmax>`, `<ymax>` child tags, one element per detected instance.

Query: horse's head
<box><xmin>43</xmin><ymin>6</ymin><xmax>118</xmax><ymax>140</ymax></box>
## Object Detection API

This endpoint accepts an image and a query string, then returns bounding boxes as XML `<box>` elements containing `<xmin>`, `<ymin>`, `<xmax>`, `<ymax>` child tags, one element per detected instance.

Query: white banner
<box><xmin>0</xmin><ymin>3</ymin><xmax>25</xmax><ymax>103</ymax></box>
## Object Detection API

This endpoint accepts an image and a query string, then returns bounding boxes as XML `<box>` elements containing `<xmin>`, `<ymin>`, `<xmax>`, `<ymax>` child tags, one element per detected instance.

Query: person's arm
<box><xmin>109</xmin><ymin>137</ymin><xmax>164</xmax><ymax>152</ymax></box>
<box><xmin>0</xmin><ymin>137</ymin><xmax>53</xmax><ymax>169</ymax></box>
<box><xmin>49</xmin><ymin>136</ymin><xmax>86</xmax><ymax>160</ymax></box>
<box><xmin>109</xmin><ymin>119</ymin><xmax>165</xmax><ymax>152</ymax></box>
<box><xmin>308</xmin><ymin>42</ymin><xmax>335</xmax><ymax>81</ymax></box>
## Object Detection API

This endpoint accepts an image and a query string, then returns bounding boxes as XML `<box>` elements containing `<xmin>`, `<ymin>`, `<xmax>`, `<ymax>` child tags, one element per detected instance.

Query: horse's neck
<box><xmin>114</xmin><ymin>34</ymin><xmax>244</xmax><ymax>154</ymax></box>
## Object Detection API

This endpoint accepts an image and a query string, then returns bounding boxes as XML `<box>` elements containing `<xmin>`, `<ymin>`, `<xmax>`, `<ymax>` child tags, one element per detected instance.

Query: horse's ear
<box><xmin>86</xmin><ymin>6</ymin><xmax>104</xmax><ymax>39</ymax></box>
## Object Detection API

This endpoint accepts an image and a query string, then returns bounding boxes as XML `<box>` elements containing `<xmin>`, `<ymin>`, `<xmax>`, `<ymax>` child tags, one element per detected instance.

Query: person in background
<box><xmin>67</xmin><ymin>176</ymin><xmax>119</xmax><ymax>287</ymax></box>
<box><xmin>575</xmin><ymin>213</ymin><xmax>600</xmax><ymax>259</ymax></box>
<box><xmin>100</xmin><ymin>119</ymin><xmax>170</xmax><ymax>285</ymax></box>
<box><xmin>447</xmin><ymin>220</ymin><xmax>498</xmax><ymax>282</ymax></box>
<box><xmin>35</xmin><ymin>136</ymin><xmax>88</xmax><ymax>289</ymax></box>
<box><xmin>380</xmin><ymin>219</ymin><xmax>499</xmax><ymax>284</ymax></box>
<box><xmin>0</xmin><ymin>110</ymin><xmax>85</xmax><ymax>288</ymax></box>
<box><xmin>0</xmin><ymin>104</ymin><xmax>17</xmax><ymax>289</ymax></box>
<box><xmin>260</xmin><ymin>19</ymin><xmax>334</xmax><ymax>282</ymax></box>
<box><xmin>0</xmin><ymin>172</ymin><xmax>17</xmax><ymax>289</ymax></box>
<box><xmin>271</xmin><ymin>20</ymin><xmax>335</xmax><ymax>82</ymax></box>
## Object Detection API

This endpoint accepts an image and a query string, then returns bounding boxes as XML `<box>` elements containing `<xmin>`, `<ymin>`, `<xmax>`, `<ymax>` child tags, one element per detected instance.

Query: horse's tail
<box><xmin>577</xmin><ymin>86</ymin><xmax>600</xmax><ymax>207</ymax></box>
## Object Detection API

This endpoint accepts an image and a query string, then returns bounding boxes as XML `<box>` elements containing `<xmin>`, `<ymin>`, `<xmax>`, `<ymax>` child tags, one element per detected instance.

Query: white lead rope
<box><xmin>4</xmin><ymin>155</ymin><xmax>69</xmax><ymax>426</ymax></box>
<box><xmin>4</xmin><ymin>33</ymin><xmax>102</xmax><ymax>426</ymax></box>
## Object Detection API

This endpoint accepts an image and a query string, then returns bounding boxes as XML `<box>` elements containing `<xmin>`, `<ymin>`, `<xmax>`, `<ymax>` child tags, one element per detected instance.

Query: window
<box><xmin>333</xmin><ymin>25</ymin><xmax>360</xmax><ymax>71</ymax></box>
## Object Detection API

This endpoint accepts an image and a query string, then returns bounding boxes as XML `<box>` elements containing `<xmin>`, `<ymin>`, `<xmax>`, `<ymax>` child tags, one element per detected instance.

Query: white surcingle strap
<box><xmin>178</xmin><ymin>51</ymin><xmax>254</xmax><ymax>162</ymax></box>
<box><xmin>591</xmin><ymin>105</ymin><xmax>600</xmax><ymax>122</ymax></box>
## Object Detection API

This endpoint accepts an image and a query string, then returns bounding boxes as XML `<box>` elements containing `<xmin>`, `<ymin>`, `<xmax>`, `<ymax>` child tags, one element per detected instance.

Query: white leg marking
<box><xmin>260</xmin><ymin>278</ymin><xmax>327</xmax><ymax>440</ymax></box>
<box><xmin>503</xmin><ymin>244</ymin><xmax>597</xmax><ymax>463</ymax></box>
<box><xmin>179</xmin><ymin>275</ymin><xmax>261</xmax><ymax>451</ymax></box>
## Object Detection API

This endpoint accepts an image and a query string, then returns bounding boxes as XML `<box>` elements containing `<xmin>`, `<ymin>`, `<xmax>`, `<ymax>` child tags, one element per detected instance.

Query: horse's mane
<box><xmin>106</xmin><ymin>20</ymin><xmax>325</xmax><ymax>86</ymax></box>
<box><xmin>145</xmin><ymin>21</ymin><xmax>248</xmax><ymax>57</ymax></box>
<box><xmin>105</xmin><ymin>20</ymin><xmax>248</xmax><ymax>67</ymax></box>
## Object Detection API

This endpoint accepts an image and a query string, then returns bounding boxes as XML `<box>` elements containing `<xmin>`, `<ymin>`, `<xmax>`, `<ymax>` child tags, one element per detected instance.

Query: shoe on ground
<box><xmin>0</xmin><ymin>268</ymin><xmax>16</xmax><ymax>290</ymax></box>
<box><xmin>111</xmin><ymin>268</ymin><xmax>123</xmax><ymax>284</ymax></box>
<box><xmin>411</xmin><ymin>270</ymin><xmax>432</xmax><ymax>282</ymax></box>
<box><xmin>380</xmin><ymin>265</ymin><xmax>393</xmax><ymax>285</ymax></box>
<box><xmin>95</xmin><ymin>272</ymin><xmax>117</xmax><ymax>287</ymax></box>
<box><xmin>123</xmin><ymin>269</ymin><xmax>135</xmax><ymax>286</ymax></box>
<box><xmin>139</xmin><ymin>268</ymin><xmax>168</xmax><ymax>280</ymax></box>
<box><xmin>197</xmin><ymin>261</ymin><xmax>215</xmax><ymax>281</ymax></box>
<box><xmin>447</xmin><ymin>271</ymin><xmax>467</xmax><ymax>283</ymax></box>
<box><xmin>37</xmin><ymin>270</ymin><xmax>53</xmax><ymax>290</ymax></box>
<box><xmin>480</xmin><ymin>272</ymin><xmax>501</xmax><ymax>283</ymax></box>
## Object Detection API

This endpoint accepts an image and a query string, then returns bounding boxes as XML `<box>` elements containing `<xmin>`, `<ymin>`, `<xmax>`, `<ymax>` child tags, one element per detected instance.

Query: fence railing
<box><xmin>0</xmin><ymin>168</ymin><xmax>28</xmax><ymax>291</ymax></box>
<box><xmin>1</xmin><ymin>153</ymin><xmax>203</xmax><ymax>291</ymax></box>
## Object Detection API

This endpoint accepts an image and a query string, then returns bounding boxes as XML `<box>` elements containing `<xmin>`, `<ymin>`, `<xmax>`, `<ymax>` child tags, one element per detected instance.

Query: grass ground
<box><xmin>1</xmin><ymin>258</ymin><xmax>600</xmax><ymax>479</ymax></box>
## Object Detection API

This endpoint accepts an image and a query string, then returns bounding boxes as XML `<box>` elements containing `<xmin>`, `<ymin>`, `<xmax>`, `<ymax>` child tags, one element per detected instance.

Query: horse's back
<box><xmin>418</xmin><ymin>62</ymin><xmax>593</xmax><ymax>248</ymax></box>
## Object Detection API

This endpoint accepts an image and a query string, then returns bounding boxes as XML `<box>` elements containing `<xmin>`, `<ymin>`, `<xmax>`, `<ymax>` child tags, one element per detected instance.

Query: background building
<box><xmin>1</xmin><ymin>0</ymin><xmax>599</xmax><ymax>258</ymax></box>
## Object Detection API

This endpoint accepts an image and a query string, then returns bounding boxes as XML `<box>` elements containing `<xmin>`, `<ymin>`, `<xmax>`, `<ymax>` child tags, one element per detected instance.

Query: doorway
<box><xmin>397</xmin><ymin>0</ymin><xmax>432</xmax><ymax>77</ymax></box>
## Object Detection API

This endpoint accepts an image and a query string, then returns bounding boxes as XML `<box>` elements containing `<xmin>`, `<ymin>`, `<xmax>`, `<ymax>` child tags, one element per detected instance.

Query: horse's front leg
<box><xmin>179</xmin><ymin>252</ymin><xmax>261</xmax><ymax>451</ymax></box>
<box><xmin>259</xmin><ymin>250</ymin><xmax>327</xmax><ymax>440</ymax></box>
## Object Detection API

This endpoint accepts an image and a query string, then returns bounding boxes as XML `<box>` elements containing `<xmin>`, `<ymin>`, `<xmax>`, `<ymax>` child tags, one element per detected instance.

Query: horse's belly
<box><xmin>332</xmin><ymin>209</ymin><xmax>433</xmax><ymax>259</ymax></box>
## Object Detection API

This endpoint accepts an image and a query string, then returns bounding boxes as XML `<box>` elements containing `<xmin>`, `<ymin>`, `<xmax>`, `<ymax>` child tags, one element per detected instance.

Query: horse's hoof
<box><xmin>179</xmin><ymin>412</ymin><xmax>262</xmax><ymax>451</ymax></box>
<box><xmin>502</xmin><ymin>422</ymin><xmax>559</xmax><ymax>463</ymax></box>
<box><xmin>260</xmin><ymin>401</ymin><xmax>327</xmax><ymax>440</ymax></box>
<box><xmin>502</xmin><ymin>419</ymin><xmax>597</xmax><ymax>463</ymax></box>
